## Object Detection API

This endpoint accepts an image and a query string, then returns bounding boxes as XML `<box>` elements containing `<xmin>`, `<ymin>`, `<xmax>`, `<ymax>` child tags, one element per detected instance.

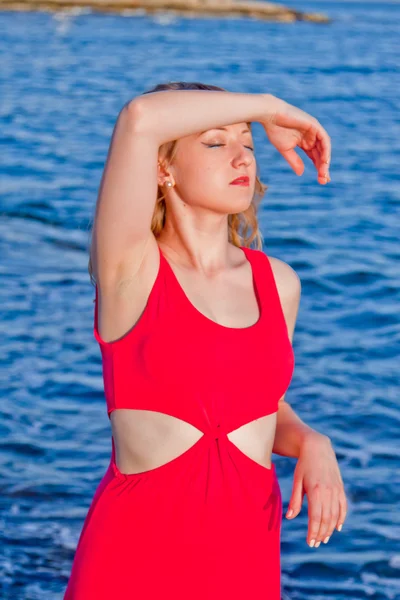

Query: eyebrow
<box><xmin>197</xmin><ymin>127</ymin><xmax>251</xmax><ymax>137</ymax></box>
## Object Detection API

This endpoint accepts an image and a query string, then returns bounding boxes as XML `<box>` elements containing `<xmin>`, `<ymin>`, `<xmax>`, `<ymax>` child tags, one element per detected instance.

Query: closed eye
<box><xmin>205</xmin><ymin>144</ymin><xmax>254</xmax><ymax>152</ymax></box>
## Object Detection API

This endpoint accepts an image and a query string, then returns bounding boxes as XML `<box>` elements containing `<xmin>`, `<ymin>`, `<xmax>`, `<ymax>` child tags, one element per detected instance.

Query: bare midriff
<box><xmin>110</xmin><ymin>409</ymin><xmax>277</xmax><ymax>476</ymax></box>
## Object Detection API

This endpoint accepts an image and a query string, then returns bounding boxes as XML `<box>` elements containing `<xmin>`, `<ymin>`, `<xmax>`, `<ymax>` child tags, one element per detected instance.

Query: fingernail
<box><xmin>286</xmin><ymin>509</ymin><xmax>293</xmax><ymax>518</ymax></box>
<box><xmin>315</xmin><ymin>541</ymin><xmax>321</xmax><ymax>548</ymax></box>
<box><xmin>338</xmin><ymin>524</ymin><xmax>343</xmax><ymax>532</ymax></box>
<box><xmin>309</xmin><ymin>539</ymin><xmax>315</xmax><ymax>547</ymax></box>
<box><xmin>323</xmin><ymin>536</ymin><xmax>330</xmax><ymax>544</ymax></box>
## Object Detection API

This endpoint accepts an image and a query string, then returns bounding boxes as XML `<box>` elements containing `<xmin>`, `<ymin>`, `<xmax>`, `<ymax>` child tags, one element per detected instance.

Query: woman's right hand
<box><xmin>262</xmin><ymin>95</ymin><xmax>332</xmax><ymax>185</ymax></box>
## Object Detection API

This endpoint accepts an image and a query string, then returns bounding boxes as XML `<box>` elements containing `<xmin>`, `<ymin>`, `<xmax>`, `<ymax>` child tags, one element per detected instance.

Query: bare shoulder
<box><xmin>265</xmin><ymin>253</ymin><xmax>301</xmax><ymax>342</ymax></box>
<box><xmin>266</xmin><ymin>254</ymin><xmax>301</xmax><ymax>300</ymax></box>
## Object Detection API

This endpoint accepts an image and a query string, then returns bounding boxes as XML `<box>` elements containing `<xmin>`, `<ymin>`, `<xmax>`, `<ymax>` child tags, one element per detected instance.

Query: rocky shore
<box><xmin>0</xmin><ymin>0</ymin><xmax>331</xmax><ymax>23</ymax></box>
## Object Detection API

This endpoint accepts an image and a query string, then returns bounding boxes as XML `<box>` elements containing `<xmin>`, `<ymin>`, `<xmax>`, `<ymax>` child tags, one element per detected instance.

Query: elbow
<box><xmin>122</xmin><ymin>98</ymin><xmax>148</xmax><ymax>134</ymax></box>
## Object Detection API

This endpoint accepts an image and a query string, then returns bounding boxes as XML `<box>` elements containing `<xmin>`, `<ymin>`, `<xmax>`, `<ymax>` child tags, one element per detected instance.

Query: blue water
<box><xmin>1</xmin><ymin>1</ymin><xmax>399</xmax><ymax>598</ymax></box>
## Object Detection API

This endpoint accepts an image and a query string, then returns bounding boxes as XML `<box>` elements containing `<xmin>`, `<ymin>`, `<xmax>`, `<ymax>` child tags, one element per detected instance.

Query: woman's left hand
<box><xmin>285</xmin><ymin>432</ymin><xmax>348</xmax><ymax>547</ymax></box>
<box><xmin>261</xmin><ymin>96</ymin><xmax>332</xmax><ymax>185</ymax></box>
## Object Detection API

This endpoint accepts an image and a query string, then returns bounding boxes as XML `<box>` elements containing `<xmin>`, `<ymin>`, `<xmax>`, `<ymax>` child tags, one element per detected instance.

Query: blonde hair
<box><xmin>88</xmin><ymin>81</ymin><xmax>268</xmax><ymax>286</ymax></box>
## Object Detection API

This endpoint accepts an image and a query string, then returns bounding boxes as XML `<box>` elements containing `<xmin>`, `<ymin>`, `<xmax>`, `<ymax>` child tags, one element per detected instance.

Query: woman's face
<box><xmin>162</xmin><ymin>122</ymin><xmax>257</xmax><ymax>215</ymax></box>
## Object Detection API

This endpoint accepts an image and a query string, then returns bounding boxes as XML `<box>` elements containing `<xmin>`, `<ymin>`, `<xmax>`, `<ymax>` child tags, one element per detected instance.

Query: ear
<box><xmin>158</xmin><ymin>158</ymin><xmax>177</xmax><ymax>190</ymax></box>
<box><xmin>157</xmin><ymin>159</ymin><xmax>165</xmax><ymax>186</ymax></box>
<box><xmin>157</xmin><ymin>159</ymin><xmax>171</xmax><ymax>187</ymax></box>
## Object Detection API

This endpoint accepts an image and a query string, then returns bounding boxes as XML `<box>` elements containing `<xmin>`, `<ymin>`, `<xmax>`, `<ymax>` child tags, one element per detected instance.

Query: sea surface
<box><xmin>1</xmin><ymin>1</ymin><xmax>399</xmax><ymax>598</ymax></box>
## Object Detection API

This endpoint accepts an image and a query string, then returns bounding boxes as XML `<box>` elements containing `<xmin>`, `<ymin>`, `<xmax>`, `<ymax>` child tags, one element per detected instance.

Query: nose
<box><xmin>232</xmin><ymin>144</ymin><xmax>253</xmax><ymax>168</ymax></box>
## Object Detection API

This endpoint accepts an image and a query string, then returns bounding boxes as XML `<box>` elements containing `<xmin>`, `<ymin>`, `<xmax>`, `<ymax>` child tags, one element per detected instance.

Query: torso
<box><xmin>96</xmin><ymin>233</ymin><xmax>285</xmax><ymax>476</ymax></box>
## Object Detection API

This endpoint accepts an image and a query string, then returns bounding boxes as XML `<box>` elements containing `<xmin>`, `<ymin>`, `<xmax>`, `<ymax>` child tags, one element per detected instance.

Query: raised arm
<box><xmin>132</xmin><ymin>90</ymin><xmax>273</xmax><ymax>146</ymax></box>
<box><xmin>90</xmin><ymin>91</ymin><xmax>274</xmax><ymax>288</ymax></box>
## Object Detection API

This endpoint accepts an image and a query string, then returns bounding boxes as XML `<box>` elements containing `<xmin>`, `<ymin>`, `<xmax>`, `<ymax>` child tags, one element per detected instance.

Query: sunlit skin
<box><xmin>157</xmin><ymin>122</ymin><xmax>257</xmax><ymax>234</ymax></box>
<box><xmin>154</xmin><ymin>110</ymin><xmax>346</xmax><ymax>549</ymax></box>
<box><xmin>156</xmin><ymin>104</ymin><xmax>332</xmax><ymax>261</ymax></box>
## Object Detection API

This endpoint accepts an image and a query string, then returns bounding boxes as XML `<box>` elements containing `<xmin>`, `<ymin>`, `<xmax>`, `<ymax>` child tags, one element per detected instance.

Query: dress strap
<box><xmin>240</xmin><ymin>246</ymin><xmax>270</xmax><ymax>303</ymax></box>
<box><xmin>250</xmin><ymin>248</ymin><xmax>290</xmax><ymax>337</ymax></box>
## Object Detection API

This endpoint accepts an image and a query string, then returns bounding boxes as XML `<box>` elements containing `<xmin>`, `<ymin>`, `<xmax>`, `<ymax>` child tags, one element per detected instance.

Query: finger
<box><xmin>307</xmin><ymin>487</ymin><xmax>322</xmax><ymax>547</ymax></box>
<box><xmin>336</xmin><ymin>488</ymin><xmax>348</xmax><ymax>532</ymax></box>
<box><xmin>303</xmin><ymin>145</ymin><xmax>324</xmax><ymax>175</ymax></box>
<box><xmin>305</xmin><ymin>143</ymin><xmax>330</xmax><ymax>185</ymax></box>
<box><xmin>286</xmin><ymin>476</ymin><xmax>305</xmax><ymax>519</ymax></box>
<box><xmin>316</xmin><ymin>137</ymin><xmax>327</xmax><ymax>163</ymax></box>
<box><xmin>281</xmin><ymin>148</ymin><xmax>305</xmax><ymax>176</ymax></box>
<box><xmin>317</xmin><ymin>160</ymin><xmax>331</xmax><ymax>186</ymax></box>
<box><xmin>310</xmin><ymin>145</ymin><xmax>321</xmax><ymax>171</ymax></box>
<box><xmin>324</xmin><ymin>487</ymin><xmax>340</xmax><ymax>544</ymax></box>
<box><xmin>316</xmin><ymin>129</ymin><xmax>331</xmax><ymax>179</ymax></box>
<box><xmin>314</xmin><ymin>487</ymin><xmax>332</xmax><ymax>547</ymax></box>
<box><xmin>317</xmin><ymin>127</ymin><xmax>331</xmax><ymax>165</ymax></box>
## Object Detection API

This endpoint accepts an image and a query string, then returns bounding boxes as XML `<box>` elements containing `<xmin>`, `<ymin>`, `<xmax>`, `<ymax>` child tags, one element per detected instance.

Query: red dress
<box><xmin>63</xmin><ymin>244</ymin><xmax>295</xmax><ymax>599</ymax></box>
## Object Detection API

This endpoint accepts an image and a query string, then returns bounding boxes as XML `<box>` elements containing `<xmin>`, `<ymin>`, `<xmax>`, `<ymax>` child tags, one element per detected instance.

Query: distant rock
<box><xmin>0</xmin><ymin>0</ymin><xmax>331</xmax><ymax>23</ymax></box>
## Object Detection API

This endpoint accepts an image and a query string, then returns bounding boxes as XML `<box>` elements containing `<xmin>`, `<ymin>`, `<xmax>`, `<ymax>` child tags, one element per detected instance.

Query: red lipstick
<box><xmin>230</xmin><ymin>176</ymin><xmax>249</xmax><ymax>186</ymax></box>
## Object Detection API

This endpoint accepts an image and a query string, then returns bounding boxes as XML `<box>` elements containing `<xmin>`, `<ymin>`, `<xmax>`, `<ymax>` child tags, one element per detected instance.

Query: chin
<box><xmin>201</xmin><ymin>191</ymin><xmax>253</xmax><ymax>215</ymax></box>
<box><xmin>227</xmin><ymin>196</ymin><xmax>253</xmax><ymax>215</ymax></box>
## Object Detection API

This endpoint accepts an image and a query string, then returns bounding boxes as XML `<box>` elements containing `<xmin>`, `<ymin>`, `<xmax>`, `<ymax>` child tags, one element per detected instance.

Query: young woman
<box><xmin>64</xmin><ymin>82</ymin><xmax>346</xmax><ymax>599</ymax></box>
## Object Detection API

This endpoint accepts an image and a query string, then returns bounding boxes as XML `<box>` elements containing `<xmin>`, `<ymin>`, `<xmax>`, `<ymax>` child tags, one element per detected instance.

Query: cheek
<box><xmin>177</xmin><ymin>157</ymin><xmax>222</xmax><ymax>193</ymax></box>
<box><xmin>174</xmin><ymin>150</ymin><xmax>205</xmax><ymax>184</ymax></box>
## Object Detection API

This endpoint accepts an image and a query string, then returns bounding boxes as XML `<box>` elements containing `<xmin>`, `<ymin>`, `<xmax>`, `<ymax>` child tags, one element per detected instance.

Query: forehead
<box><xmin>196</xmin><ymin>124</ymin><xmax>252</xmax><ymax>137</ymax></box>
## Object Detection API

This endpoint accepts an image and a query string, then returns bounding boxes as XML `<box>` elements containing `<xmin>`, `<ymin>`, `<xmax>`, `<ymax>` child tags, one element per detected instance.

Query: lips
<box><xmin>230</xmin><ymin>176</ymin><xmax>249</xmax><ymax>185</ymax></box>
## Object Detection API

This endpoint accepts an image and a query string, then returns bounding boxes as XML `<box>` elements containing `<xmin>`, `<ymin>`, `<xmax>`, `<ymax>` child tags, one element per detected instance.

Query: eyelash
<box><xmin>206</xmin><ymin>144</ymin><xmax>255</xmax><ymax>152</ymax></box>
